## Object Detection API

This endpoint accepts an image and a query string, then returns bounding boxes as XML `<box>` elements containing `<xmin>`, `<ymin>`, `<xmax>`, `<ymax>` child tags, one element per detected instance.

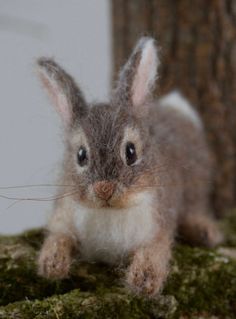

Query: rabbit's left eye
<box><xmin>126</xmin><ymin>142</ymin><xmax>137</xmax><ymax>166</ymax></box>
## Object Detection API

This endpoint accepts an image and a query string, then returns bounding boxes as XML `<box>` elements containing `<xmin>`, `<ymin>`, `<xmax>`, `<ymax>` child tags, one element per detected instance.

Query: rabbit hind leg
<box><xmin>178</xmin><ymin>211</ymin><xmax>223</xmax><ymax>248</ymax></box>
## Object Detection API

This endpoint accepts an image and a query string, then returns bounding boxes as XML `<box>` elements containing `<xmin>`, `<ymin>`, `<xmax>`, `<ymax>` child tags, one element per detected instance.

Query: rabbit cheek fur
<box><xmin>37</xmin><ymin>37</ymin><xmax>222</xmax><ymax>297</ymax></box>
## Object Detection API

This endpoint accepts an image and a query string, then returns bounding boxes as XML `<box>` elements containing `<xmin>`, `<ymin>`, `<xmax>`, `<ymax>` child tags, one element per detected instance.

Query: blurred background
<box><xmin>0</xmin><ymin>1</ymin><xmax>111</xmax><ymax>233</ymax></box>
<box><xmin>1</xmin><ymin>1</ymin><xmax>236</xmax><ymax>233</ymax></box>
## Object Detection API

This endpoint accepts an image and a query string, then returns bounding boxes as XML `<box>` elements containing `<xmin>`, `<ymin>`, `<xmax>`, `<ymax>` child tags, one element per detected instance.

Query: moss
<box><xmin>164</xmin><ymin>246</ymin><xmax>236</xmax><ymax>318</ymax></box>
<box><xmin>0</xmin><ymin>235</ymin><xmax>120</xmax><ymax>306</ymax></box>
<box><xmin>0</xmin><ymin>234</ymin><xmax>77</xmax><ymax>306</ymax></box>
<box><xmin>0</xmin><ymin>214</ymin><xmax>236</xmax><ymax>318</ymax></box>
<box><xmin>0</xmin><ymin>288</ymin><xmax>178</xmax><ymax>319</ymax></box>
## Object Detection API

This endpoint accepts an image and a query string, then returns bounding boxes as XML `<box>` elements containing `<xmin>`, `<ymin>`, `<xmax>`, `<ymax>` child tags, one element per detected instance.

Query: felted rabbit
<box><xmin>37</xmin><ymin>37</ymin><xmax>222</xmax><ymax>297</ymax></box>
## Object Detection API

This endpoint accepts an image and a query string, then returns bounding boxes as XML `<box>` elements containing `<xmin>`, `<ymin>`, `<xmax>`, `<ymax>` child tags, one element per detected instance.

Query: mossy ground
<box><xmin>0</xmin><ymin>212</ymin><xmax>236</xmax><ymax>318</ymax></box>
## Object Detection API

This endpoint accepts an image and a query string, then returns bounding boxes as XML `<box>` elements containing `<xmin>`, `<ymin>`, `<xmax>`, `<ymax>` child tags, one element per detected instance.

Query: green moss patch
<box><xmin>0</xmin><ymin>213</ymin><xmax>236</xmax><ymax>318</ymax></box>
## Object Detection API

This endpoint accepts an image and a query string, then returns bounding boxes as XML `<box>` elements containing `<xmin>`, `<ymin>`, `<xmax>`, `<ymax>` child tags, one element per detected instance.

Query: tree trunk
<box><xmin>112</xmin><ymin>0</ymin><xmax>236</xmax><ymax>215</ymax></box>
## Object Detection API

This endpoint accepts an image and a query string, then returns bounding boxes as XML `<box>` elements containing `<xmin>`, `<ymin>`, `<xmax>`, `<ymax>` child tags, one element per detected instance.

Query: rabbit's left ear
<box><xmin>113</xmin><ymin>37</ymin><xmax>159</xmax><ymax>111</ymax></box>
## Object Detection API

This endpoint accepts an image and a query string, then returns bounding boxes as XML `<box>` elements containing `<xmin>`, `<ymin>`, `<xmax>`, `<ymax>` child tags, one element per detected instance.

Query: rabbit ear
<box><xmin>113</xmin><ymin>37</ymin><xmax>159</xmax><ymax>112</ymax></box>
<box><xmin>37</xmin><ymin>58</ymin><xmax>87</xmax><ymax>126</ymax></box>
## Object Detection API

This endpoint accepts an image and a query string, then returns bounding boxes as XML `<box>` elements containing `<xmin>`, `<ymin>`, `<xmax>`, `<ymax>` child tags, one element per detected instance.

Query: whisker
<box><xmin>0</xmin><ymin>184</ymin><xmax>76</xmax><ymax>190</ymax></box>
<box><xmin>6</xmin><ymin>199</ymin><xmax>25</xmax><ymax>210</ymax></box>
<box><xmin>0</xmin><ymin>190</ymin><xmax>78</xmax><ymax>202</ymax></box>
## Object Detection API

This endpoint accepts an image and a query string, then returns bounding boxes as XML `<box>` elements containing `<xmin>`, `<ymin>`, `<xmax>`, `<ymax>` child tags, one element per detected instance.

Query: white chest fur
<box><xmin>75</xmin><ymin>192</ymin><xmax>157</xmax><ymax>264</ymax></box>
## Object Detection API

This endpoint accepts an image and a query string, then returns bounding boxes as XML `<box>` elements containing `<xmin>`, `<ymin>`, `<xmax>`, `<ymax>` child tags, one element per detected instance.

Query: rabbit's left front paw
<box><xmin>126</xmin><ymin>256</ymin><xmax>168</xmax><ymax>297</ymax></box>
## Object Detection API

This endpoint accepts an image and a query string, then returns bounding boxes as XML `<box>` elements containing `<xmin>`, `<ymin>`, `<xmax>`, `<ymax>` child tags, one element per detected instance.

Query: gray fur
<box><xmin>37</xmin><ymin>57</ymin><xmax>87</xmax><ymax>122</ymax></box>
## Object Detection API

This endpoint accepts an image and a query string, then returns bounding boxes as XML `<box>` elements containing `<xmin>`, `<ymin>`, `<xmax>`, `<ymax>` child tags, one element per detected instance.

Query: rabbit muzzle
<box><xmin>93</xmin><ymin>180</ymin><xmax>116</xmax><ymax>202</ymax></box>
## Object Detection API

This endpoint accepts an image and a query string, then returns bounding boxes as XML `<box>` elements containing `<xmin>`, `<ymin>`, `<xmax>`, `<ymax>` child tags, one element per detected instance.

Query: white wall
<box><xmin>0</xmin><ymin>0</ymin><xmax>111</xmax><ymax>234</ymax></box>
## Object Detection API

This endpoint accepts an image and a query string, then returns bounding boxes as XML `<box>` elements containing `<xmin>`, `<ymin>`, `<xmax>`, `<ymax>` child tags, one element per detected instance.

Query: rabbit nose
<box><xmin>93</xmin><ymin>181</ymin><xmax>116</xmax><ymax>201</ymax></box>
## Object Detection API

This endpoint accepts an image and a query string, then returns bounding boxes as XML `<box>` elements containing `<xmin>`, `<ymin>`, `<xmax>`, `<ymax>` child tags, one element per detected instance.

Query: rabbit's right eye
<box><xmin>77</xmin><ymin>146</ymin><xmax>88</xmax><ymax>167</ymax></box>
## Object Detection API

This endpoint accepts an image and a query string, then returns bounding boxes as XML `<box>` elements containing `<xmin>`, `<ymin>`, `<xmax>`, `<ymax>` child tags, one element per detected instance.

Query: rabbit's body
<box><xmin>49</xmin><ymin>94</ymin><xmax>210</xmax><ymax>264</ymax></box>
<box><xmin>37</xmin><ymin>38</ymin><xmax>222</xmax><ymax>296</ymax></box>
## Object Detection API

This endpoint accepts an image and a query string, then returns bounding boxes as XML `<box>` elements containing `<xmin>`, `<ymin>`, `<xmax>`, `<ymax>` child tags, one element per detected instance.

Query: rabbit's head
<box><xmin>37</xmin><ymin>37</ymin><xmax>160</xmax><ymax>208</ymax></box>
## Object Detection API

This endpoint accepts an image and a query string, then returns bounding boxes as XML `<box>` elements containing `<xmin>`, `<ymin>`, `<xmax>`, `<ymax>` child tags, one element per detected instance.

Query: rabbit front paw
<box><xmin>126</xmin><ymin>255</ymin><xmax>168</xmax><ymax>297</ymax></box>
<box><xmin>38</xmin><ymin>234</ymin><xmax>73</xmax><ymax>279</ymax></box>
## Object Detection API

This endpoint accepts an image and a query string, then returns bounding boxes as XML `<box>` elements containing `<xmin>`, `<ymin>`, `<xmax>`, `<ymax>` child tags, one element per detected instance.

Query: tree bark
<box><xmin>112</xmin><ymin>0</ymin><xmax>236</xmax><ymax>215</ymax></box>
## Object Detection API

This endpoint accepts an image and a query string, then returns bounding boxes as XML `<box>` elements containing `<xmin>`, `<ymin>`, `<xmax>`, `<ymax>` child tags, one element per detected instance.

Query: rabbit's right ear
<box><xmin>37</xmin><ymin>58</ymin><xmax>87</xmax><ymax>127</ymax></box>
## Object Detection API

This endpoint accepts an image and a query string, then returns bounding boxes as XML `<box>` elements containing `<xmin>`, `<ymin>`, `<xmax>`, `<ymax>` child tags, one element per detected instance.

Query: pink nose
<box><xmin>93</xmin><ymin>181</ymin><xmax>116</xmax><ymax>201</ymax></box>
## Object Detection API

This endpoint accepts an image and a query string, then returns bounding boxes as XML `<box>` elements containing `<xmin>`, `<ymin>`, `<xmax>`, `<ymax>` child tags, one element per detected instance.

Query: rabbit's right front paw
<box><xmin>38</xmin><ymin>234</ymin><xmax>73</xmax><ymax>279</ymax></box>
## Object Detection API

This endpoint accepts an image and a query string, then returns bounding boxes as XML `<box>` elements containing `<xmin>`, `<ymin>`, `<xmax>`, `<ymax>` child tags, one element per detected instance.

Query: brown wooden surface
<box><xmin>112</xmin><ymin>0</ymin><xmax>236</xmax><ymax>215</ymax></box>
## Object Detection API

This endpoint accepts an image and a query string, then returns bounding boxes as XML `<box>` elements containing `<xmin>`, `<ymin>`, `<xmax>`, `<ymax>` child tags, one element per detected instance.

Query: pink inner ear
<box><xmin>39</xmin><ymin>71</ymin><xmax>72</xmax><ymax>125</ymax></box>
<box><xmin>132</xmin><ymin>40</ymin><xmax>158</xmax><ymax>107</ymax></box>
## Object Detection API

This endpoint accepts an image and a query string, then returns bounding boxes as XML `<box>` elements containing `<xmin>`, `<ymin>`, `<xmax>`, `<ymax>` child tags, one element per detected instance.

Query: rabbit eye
<box><xmin>77</xmin><ymin>146</ymin><xmax>88</xmax><ymax>167</ymax></box>
<box><xmin>126</xmin><ymin>142</ymin><xmax>137</xmax><ymax>166</ymax></box>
